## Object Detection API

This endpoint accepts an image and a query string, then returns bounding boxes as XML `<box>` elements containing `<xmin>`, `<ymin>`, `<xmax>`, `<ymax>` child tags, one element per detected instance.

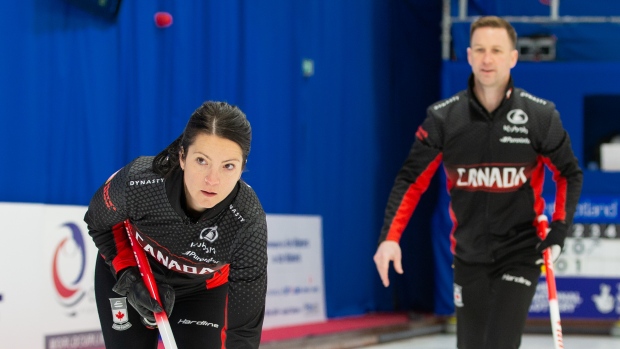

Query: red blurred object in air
<box><xmin>154</xmin><ymin>12</ymin><xmax>173</xmax><ymax>28</ymax></box>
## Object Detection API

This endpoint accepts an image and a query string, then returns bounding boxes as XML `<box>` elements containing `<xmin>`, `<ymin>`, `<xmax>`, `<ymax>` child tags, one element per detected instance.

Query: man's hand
<box><xmin>373</xmin><ymin>241</ymin><xmax>403</xmax><ymax>287</ymax></box>
<box><xmin>536</xmin><ymin>220</ymin><xmax>568</xmax><ymax>263</ymax></box>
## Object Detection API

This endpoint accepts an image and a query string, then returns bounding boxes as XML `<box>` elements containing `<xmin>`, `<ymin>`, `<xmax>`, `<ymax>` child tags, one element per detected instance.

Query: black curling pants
<box><xmin>94</xmin><ymin>255</ymin><xmax>228</xmax><ymax>349</ymax></box>
<box><xmin>453</xmin><ymin>251</ymin><xmax>541</xmax><ymax>349</ymax></box>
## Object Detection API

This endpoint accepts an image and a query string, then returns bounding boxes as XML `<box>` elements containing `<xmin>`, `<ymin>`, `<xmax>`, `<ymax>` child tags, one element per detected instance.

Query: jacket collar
<box><xmin>467</xmin><ymin>73</ymin><xmax>515</xmax><ymax>116</ymax></box>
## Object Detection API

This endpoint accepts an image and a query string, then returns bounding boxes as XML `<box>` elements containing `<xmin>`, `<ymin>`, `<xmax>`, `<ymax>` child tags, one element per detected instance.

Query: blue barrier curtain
<box><xmin>0</xmin><ymin>0</ymin><xmax>443</xmax><ymax>318</ymax></box>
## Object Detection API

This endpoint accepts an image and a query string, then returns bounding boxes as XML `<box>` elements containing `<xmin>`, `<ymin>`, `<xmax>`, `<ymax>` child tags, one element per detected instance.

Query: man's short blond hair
<box><xmin>470</xmin><ymin>16</ymin><xmax>517</xmax><ymax>49</ymax></box>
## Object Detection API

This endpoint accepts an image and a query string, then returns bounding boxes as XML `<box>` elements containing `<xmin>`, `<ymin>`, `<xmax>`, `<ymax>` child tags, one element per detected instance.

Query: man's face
<box><xmin>467</xmin><ymin>27</ymin><xmax>518</xmax><ymax>89</ymax></box>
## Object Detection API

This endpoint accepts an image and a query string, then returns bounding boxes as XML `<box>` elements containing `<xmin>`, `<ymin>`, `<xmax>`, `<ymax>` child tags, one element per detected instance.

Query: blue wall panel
<box><xmin>450</xmin><ymin>0</ymin><xmax>620</xmax><ymax>62</ymax></box>
<box><xmin>452</xmin><ymin>0</ymin><xmax>620</xmax><ymax>17</ymax></box>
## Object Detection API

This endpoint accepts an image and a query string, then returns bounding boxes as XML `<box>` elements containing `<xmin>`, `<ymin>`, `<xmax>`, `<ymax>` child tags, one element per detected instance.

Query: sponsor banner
<box><xmin>42</xmin><ymin>205</ymin><xmax>100</xmax><ymax>330</ymax></box>
<box><xmin>45</xmin><ymin>331</ymin><xmax>105</xmax><ymax>349</ymax></box>
<box><xmin>0</xmin><ymin>203</ymin><xmax>101</xmax><ymax>349</ymax></box>
<box><xmin>537</xmin><ymin>195</ymin><xmax>620</xmax><ymax>320</ymax></box>
<box><xmin>263</xmin><ymin>215</ymin><xmax>326</xmax><ymax>329</ymax></box>
<box><xmin>529</xmin><ymin>277</ymin><xmax>620</xmax><ymax>319</ymax></box>
<box><xmin>544</xmin><ymin>195</ymin><xmax>619</xmax><ymax>224</ymax></box>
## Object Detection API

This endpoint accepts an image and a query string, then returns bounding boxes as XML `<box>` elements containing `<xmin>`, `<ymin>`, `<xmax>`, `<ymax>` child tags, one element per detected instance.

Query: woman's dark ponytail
<box><xmin>152</xmin><ymin>135</ymin><xmax>183</xmax><ymax>177</ymax></box>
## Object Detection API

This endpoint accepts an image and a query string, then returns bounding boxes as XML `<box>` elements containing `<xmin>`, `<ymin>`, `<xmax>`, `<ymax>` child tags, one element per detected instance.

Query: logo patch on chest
<box><xmin>199</xmin><ymin>226</ymin><xmax>218</xmax><ymax>242</ymax></box>
<box><xmin>507</xmin><ymin>109</ymin><xmax>528</xmax><ymax>124</ymax></box>
<box><xmin>499</xmin><ymin>136</ymin><xmax>530</xmax><ymax>144</ymax></box>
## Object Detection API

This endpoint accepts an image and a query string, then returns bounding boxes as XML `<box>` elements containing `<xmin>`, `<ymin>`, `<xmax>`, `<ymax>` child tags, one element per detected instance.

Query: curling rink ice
<box><xmin>363</xmin><ymin>333</ymin><xmax>620</xmax><ymax>349</ymax></box>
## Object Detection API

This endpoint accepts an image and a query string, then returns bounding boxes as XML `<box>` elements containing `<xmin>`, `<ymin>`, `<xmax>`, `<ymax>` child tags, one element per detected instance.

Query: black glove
<box><xmin>112</xmin><ymin>267</ymin><xmax>175</xmax><ymax>327</ymax></box>
<box><xmin>536</xmin><ymin>220</ymin><xmax>567</xmax><ymax>261</ymax></box>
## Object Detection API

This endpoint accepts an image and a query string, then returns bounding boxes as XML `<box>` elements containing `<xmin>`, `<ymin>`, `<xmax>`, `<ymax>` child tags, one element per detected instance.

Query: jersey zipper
<box><xmin>485</xmin><ymin>113</ymin><xmax>494</xmax><ymax>262</ymax></box>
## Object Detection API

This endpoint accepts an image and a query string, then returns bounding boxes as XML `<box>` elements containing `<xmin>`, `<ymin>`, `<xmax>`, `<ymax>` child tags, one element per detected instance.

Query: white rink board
<box><xmin>263</xmin><ymin>214</ymin><xmax>327</xmax><ymax>329</ymax></box>
<box><xmin>0</xmin><ymin>203</ymin><xmax>102</xmax><ymax>349</ymax></box>
<box><xmin>0</xmin><ymin>203</ymin><xmax>326</xmax><ymax>348</ymax></box>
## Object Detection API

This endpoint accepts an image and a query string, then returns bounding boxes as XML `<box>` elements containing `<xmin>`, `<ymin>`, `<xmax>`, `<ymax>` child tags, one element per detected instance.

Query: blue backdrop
<box><xmin>450</xmin><ymin>0</ymin><xmax>620</xmax><ymax>61</ymax></box>
<box><xmin>0</xmin><ymin>1</ymin><xmax>443</xmax><ymax>318</ymax></box>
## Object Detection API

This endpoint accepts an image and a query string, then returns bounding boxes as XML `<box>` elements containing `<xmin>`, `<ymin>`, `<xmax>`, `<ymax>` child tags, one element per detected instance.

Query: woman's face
<box><xmin>179</xmin><ymin>133</ymin><xmax>243</xmax><ymax>212</ymax></box>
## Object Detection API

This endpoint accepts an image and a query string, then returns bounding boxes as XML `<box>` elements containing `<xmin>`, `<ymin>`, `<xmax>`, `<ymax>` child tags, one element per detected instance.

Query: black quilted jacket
<box><xmin>380</xmin><ymin>75</ymin><xmax>583</xmax><ymax>264</ymax></box>
<box><xmin>85</xmin><ymin>156</ymin><xmax>267</xmax><ymax>348</ymax></box>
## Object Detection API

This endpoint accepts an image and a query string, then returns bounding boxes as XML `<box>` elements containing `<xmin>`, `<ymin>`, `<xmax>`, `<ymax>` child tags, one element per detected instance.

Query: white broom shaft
<box><xmin>537</xmin><ymin>215</ymin><xmax>564</xmax><ymax>349</ymax></box>
<box><xmin>124</xmin><ymin>220</ymin><xmax>178</xmax><ymax>349</ymax></box>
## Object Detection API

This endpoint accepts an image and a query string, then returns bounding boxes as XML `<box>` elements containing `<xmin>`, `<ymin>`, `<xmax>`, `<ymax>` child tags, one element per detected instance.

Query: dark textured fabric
<box><xmin>85</xmin><ymin>156</ymin><xmax>267</xmax><ymax>348</ymax></box>
<box><xmin>380</xmin><ymin>75</ymin><xmax>583</xmax><ymax>264</ymax></box>
<box><xmin>453</xmin><ymin>252</ymin><xmax>540</xmax><ymax>349</ymax></box>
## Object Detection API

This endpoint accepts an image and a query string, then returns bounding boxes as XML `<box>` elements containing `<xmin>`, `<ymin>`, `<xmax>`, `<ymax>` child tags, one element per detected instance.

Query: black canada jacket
<box><xmin>379</xmin><ymin>76</ymin><xmax>583</xmax><ymax>263</ymax></box>
<box><xmin>84</xmin><ymin>156</ymin><xmax>267</xmax><ymax>348</ymax></box>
